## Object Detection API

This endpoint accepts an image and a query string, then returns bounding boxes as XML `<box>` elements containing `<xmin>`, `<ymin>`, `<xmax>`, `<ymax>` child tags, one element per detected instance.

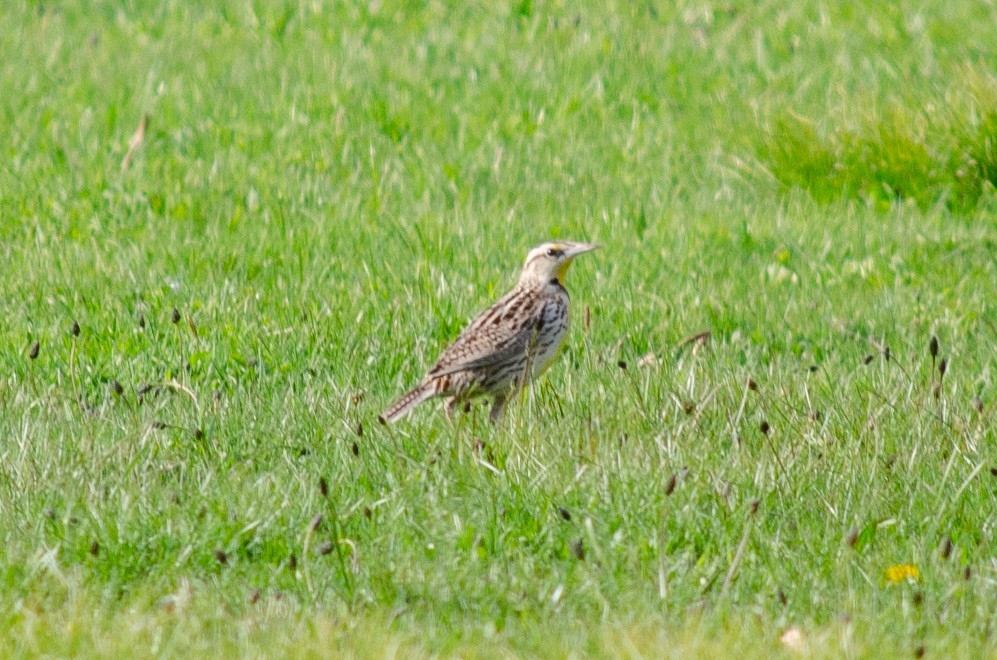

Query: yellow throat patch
<box><xmin>555</xmin><ymin>257</ymin><xmax>573</xmax><ymax>282</ymax></box>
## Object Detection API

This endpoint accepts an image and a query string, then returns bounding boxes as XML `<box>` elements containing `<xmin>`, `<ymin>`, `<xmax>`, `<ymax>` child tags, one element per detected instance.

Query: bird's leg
<box><xmin>489</xmin><ymin>393</ymin><xmax>508</xmax><ymax>424</ymax></box>
<box><xmin>443</xmin><ymin>396</ymin><xmax>458</xmax><ymax>421</ymax></box>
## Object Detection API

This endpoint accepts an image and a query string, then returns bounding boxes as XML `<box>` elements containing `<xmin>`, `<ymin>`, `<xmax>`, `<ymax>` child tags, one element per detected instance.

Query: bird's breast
<box><xmin>528</xmin><ymin>295</ymin><xmax>571</xmax><ymax>378</ymax></box>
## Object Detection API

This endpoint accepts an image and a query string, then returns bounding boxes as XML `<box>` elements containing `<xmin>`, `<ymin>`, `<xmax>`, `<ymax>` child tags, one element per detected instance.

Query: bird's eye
<box><xmin>546</xmin><ymin>248</ymin><xmax>559</xmax><ymax>257</ymax></box>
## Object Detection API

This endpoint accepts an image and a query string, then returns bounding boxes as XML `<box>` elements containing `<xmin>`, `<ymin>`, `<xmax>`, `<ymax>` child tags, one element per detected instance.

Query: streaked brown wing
<box><xmin>427</xmin><ymin>293</ymin><xmax>546</xmax><ymax>379</ymax></box>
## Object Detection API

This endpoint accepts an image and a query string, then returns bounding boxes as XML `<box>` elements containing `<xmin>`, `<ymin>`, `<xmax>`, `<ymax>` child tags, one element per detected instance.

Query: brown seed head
<box><xmin>747</xmin><ymin>378</ymin><xmax>758</xmax><ymax>391</ymax></box>
<box><xmin>759</xmin><ymin>420</ymin><xmax>770</xmax><ymax>435</ymax></box>
<box><xmin>846</xmin><ymin>527</ymin><xmax>860</xmax><ymax>548</ymax></box>
<box><xmin>71</xmin><ymin>320</ymin><xmax>80</xmax><ymax>337</ymax></box>
<box><xmin>89</xmin><ymin>540</ymin><xmax>100</xmax><ymax>556</ymax></box>
<box><xmin>112</xmin><ymin>380</ymin><xmax>124</xmax><ymax>396</ymax></box>
<box><xmin>319</xmin><ymin>477</ymin><xmax>329</xmax><ymax>497</ymax></box>
<box><xmin>309</xmin><ymin>514</ymin><xmax>323</xmax><ymax>532</ymax></box>
<box><xmin>929</xmin><ymin>336</ymin><xmax>938</xmax><ymax>358</ymax></box>
<box><xmin>569</xmin><ymin>538</ymin><xmax>585</xmax><ymax>561</ymax></box>
<box><xmin>214</xmin><ymin>549</ymin><xmax>228</xmax><ymax>565</ymax></box>
<box><xmin>938</xmin><ymin>357</ymin><xmax>947</xmax><ymax>379</ymax></box>
<box><xmin>559</xmin><ymin>507</ymin><xmax>571</xmax><ymax>522</ymax></box>
<box><xmin>665</xmin><ymin>474</ymin><xmax>677</xmax><ymax>496</ymax></box>
<box><xmin>940</xmin><ymin>536</ymin><xmax>953</xmax><ymax>560</ymax></box>
<box><xmin>171</xmin><ymin>307</ymin><xmax>181</xmax><ymax>324</ymax></box>
<box><xmin>29</xmin><ymin>340</ymin><xmax>40</xmax><ymax>360</ymax></box>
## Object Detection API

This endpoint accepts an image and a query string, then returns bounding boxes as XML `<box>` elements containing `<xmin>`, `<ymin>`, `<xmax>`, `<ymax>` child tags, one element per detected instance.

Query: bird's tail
<box><xmin>379</xmin><ymin>383</ymin><xmax>436</xmax><ymax>424</ymax></box>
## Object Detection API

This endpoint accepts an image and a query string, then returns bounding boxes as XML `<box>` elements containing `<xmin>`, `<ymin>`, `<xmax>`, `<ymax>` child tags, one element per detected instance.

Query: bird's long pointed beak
<box><xmin>565</xmin><ymin>243</ymin><xmax>600</xmax><ymax>258</ymax></box>
<box><xmin>555</xmin><ymin>243</ymin><xmax>599</xmax><ymax>281</ymax></box>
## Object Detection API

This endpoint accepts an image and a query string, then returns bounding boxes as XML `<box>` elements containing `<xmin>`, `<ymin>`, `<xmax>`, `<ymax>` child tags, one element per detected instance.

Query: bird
<box><xmin>379</xmin><ymin>241</ymin><xmax>599</xmax><ymax>424</ymax></box>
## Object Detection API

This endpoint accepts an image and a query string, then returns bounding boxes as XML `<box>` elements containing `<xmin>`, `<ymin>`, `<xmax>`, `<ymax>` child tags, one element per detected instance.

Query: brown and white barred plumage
<box><xmin>379</xmin><ymin>241</ymin><xmax>599</xmax><ymax>424</ymax></box>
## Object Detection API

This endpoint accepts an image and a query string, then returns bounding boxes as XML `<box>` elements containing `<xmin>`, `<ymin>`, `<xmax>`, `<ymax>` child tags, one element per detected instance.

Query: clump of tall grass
<box><xmin>755</xmin><ymin>67</ymin><xmax>997</xmax><ymax>212</ymax></box>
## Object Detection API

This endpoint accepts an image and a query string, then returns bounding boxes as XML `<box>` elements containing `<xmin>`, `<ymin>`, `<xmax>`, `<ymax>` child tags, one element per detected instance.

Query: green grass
<box><xmin>2</xmin><ymin>0</ymin><xmax>996</xmax><ymax>656</ymax></box>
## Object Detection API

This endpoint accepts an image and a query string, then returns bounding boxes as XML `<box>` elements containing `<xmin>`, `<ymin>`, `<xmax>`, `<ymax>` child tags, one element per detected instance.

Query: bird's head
<box><xmin>520</xmin><ymin>241</ymin><xmax>600</xmax><ymax>285</ymax></box>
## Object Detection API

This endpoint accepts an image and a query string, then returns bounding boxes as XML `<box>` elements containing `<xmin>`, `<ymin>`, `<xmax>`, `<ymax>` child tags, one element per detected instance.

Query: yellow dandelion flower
<box><xmin>884</xmin><ymin>564</ymin><xmax>920</xmax><ymax>584</ymax></box>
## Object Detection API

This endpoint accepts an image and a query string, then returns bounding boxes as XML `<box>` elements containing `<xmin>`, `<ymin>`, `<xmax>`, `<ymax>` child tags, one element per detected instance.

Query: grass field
<box><xmin>2</xmin><ymin>0</ymin><xmax>996</xmax><ymax>656</ymax></box>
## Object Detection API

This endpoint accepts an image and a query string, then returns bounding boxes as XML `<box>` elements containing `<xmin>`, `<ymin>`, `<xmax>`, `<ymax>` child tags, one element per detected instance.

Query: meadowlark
<box><xmin>379</xmin><ymin>241</ymin><xmax>599</xmax><ymax>424</ymax></box>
